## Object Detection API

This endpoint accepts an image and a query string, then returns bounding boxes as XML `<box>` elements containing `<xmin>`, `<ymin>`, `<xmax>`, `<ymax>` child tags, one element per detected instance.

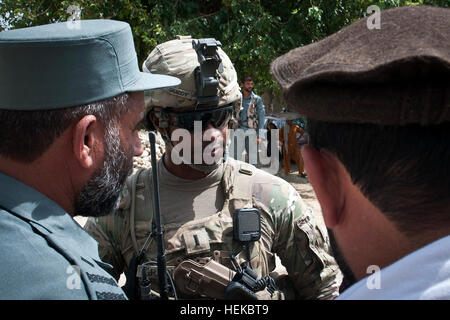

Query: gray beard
<box><xmin>74</xmin><ymin>125</ymin><xmax>133</xmax><ymax>218</ymax></box>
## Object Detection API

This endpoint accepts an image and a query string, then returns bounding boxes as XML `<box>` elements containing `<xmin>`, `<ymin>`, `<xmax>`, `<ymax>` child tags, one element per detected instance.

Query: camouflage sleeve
<box><xmin>84</xmin><ymin>190</ymin><xmax>130</xmax><ymax>281</ymax></box>
<box><xmin>254</xmin><ymin>177</ymin><xmax>343</xmax><ymax>299</ymax></box>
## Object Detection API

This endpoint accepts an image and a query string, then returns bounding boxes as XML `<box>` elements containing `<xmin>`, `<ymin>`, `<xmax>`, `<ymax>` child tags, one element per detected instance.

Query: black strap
<box><xmin>123</xmin><ymin>253</ymin><xmax>140</xmax><ymax>300</ymax></box>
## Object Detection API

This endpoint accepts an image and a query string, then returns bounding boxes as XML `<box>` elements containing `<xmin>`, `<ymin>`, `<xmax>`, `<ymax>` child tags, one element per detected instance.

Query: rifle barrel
<box><xmin>148</xmin><ymin>131</ymin><xmax>169</xmax><ymax>300</ymax></box>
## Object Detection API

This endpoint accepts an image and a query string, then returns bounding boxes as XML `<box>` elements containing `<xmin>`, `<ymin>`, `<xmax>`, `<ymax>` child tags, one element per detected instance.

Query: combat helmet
<box><xmin>142</xmin><ymin>36</ymin><xmax>241</xmax><ymax>172</ymax></box>
<box><xmin>142</xmin><ymin>35</ymin><xmax>241</xmax><ymax>112</ymax></box>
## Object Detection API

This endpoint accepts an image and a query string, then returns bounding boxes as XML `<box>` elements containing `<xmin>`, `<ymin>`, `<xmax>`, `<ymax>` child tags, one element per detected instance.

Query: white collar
<box><xmin>337</xmin><ymin>235</ymin><xmax>450</xmax><ymax>300</ymax></box>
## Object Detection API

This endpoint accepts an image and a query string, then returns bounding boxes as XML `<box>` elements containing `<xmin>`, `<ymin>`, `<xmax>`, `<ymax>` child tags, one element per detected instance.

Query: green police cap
<box><xmin>0</xmin><ymin>19</ymin><xmax>181</xmax><ymax>110</ymax></box>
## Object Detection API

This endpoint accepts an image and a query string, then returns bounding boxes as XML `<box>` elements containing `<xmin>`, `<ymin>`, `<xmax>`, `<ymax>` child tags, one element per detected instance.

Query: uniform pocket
<box><xmin>295</xmin><ymin>214</ymin><xmax>326</xmax><ymax>271</ymax></box>
<box><xmin>182</xmin><ymin>228</ymin><xmax>211</xmax><ymax>255</ymax></box>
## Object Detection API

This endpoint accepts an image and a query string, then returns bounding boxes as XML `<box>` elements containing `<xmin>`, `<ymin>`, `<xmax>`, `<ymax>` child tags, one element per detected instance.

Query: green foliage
<box><xmin>1</xmin><ymin>0</ymin><xmax>448</xmax><ymax>97</ymax></box>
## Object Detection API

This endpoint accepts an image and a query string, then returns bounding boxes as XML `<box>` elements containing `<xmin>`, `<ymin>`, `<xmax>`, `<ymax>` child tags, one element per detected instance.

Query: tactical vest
<box><xmin>125</xmin><ymin>158</ymin><xmax>277</xmax><ymax>299</ymax></box>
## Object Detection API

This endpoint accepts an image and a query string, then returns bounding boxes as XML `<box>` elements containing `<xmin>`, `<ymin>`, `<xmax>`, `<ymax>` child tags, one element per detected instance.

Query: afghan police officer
<box><xmin>271</xmin><ymin>5</ymin><xmax>450</xmax><ymax>299</ymax></box>
<box><xmin>85</xmin><ymin>36</ymin><xmax>342</xmax><ymax>300</ymax></box>
<box><xmin>0</xmin><ymin>20</ymin><xmax>179</xmax><ymax>299</ymax></box>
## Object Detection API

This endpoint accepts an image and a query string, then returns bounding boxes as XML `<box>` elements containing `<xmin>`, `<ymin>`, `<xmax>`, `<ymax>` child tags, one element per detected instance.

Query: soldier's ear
<box><xmin>148</xmin><ymin>112</ymin><xmax>169</xmax><ymax>137</ymax></box>
<box><xmin>72</xmin><ymin>115</ymin><xmax>101</xmax><ymax>169</ymax></box>
<box><xmin>148</xmin><ymin>112</ymin><xmax>158</xmax><ymax>128</ymax></box>
<box><xmin>301</xmin><ymin>146</ymin><xmax>345</xmax><ymax>228</ymax></box>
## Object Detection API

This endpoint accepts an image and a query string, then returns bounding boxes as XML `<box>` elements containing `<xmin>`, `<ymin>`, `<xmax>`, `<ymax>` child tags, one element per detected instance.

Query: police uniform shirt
<box><xmin>0</xmin><ymin>172</ymin><xmax>127</xmax><ymax>300</ymax></box>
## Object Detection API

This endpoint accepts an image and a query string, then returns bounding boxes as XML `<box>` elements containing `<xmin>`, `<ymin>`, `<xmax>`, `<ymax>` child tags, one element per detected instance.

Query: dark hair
<box><xmin>242</xmin><ymin>76</ymin><xmax>253</xmax><ymax>83</ymax></box>
<box><xmin>0</xmin><ymin>93</ymin><xmax>130</xmax><ymax>163</ymax></box>
<box><xmin>307</xmin><ymin>119</ymin><xmax>450</xmax><ymax>236</ymax></box>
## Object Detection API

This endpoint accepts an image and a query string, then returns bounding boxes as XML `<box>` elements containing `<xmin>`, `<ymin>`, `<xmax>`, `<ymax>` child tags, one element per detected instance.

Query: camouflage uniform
<box><xmin>85</xmin><ymin>35</ymin><xmax>342</xmax><ymax>299</ymax></box>
<box><xmin>85</xmin><ymin>156</ymin><xmax>342</xmax><ymax>299</ymax></box>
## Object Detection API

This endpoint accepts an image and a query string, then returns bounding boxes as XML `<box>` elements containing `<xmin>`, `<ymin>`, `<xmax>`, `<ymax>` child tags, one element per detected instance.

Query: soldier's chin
<box><xmin>187</xmin><ymin>146</ymin><xmax>224</xmax><ymax>164</ymax></box>
<box><xmin>188</xmin><ymin>148</ymin><xmax>224</xmax><ymax>173</ymax></box>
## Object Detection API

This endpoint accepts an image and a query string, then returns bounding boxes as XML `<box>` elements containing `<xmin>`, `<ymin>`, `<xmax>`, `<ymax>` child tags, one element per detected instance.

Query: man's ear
<box><xmin>301</xmin><ymin>146</ymin><xmax>344</xmax><ymax>228</ymax></box>
<box><xmin>72</xmin><ymin>115</ymin><xmax>99</xmax><ymax>169</ymax></box>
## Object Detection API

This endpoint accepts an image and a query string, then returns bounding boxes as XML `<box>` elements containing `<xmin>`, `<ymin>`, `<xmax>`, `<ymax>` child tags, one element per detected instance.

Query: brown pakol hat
<box><xmin>271</xmin><ymin>5</ymin><xmax>450</xmax><ymax>126</ymax></box>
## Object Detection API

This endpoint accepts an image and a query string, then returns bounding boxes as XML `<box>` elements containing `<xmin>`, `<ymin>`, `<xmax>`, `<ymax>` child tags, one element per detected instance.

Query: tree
<box><xmin>1</xmin><ymin>0</ymin><xmax>448</xmax><ymax>102</ymax></box>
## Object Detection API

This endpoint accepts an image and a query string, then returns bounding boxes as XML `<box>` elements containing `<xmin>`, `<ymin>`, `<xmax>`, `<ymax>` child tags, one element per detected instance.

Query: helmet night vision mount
<box><xmin>192</xmin><ymin>38</ymin><xmax>224</xmax><ymax>109</ymax></box>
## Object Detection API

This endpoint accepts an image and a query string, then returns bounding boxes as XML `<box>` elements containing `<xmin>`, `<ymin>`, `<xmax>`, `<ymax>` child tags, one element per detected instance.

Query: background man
<box><xmin>271</xmin><ymin>5</ymin><xmax>450</xmax><ymax>299</ymax></box>
<box><xmin>85</xmin><ymin>36</ymin><xmax>342</xmax><ymax>300</ymax></box>
<box><xmin>0</xmin><ymin>19</ymin><xmax>179</xmax><ymax>299</ymax></box>
<box><xmin>279</xmin><ymin>119</ymin><xmax>306</xmax><ymax>176</ymax></box>
<box><xmin>233</xmin><ymin>76</ymin><xmax>266</xmax><ymax>164</ymax></box>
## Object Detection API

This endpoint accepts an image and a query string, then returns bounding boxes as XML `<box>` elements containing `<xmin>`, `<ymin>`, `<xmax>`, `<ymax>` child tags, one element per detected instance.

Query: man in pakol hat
<box><xmin>271</xmin><ymin>5</ymin><xmax>450</xmax><ymax>299</ymax></box>
<box><xmin>0</xmin><ymin>19</ymin><xmax>179</xmax><ymax>299</ymax></box>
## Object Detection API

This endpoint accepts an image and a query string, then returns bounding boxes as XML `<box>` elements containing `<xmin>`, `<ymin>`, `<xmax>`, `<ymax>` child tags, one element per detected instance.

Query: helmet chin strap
<box><xmin>187</xmin><ymin>162</ymin><xmax>221</xmax><ymax>173</ymax></box>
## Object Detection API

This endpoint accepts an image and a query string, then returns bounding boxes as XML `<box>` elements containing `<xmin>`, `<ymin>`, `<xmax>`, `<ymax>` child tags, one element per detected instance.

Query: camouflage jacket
<box><xmin>84</xmin><ymin>158</ymin><xmax>342</xmax><ymax>299</ymax></box>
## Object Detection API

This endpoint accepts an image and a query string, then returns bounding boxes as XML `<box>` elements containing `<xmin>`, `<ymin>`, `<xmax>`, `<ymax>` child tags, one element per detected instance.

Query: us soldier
<box><xmin>85</xmin><ymin>36</ymin><xmax>342</xmax><ymax>300</ymax></box>
<box><xmin>0</xmin><ymin>20</ymin><xmax>179</xmax><ymax>299</ymax></box>
<box><xmin>271</xmin><ymin>5</ymin><xmax>450</xmax><ymax>299</ymax></box>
